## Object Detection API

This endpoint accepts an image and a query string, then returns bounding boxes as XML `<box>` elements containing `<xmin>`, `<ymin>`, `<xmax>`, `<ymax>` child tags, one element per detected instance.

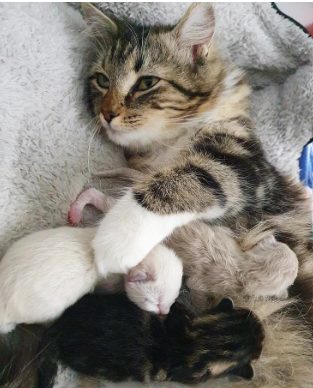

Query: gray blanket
<box><xmin>0</xmin><ymin>3</ymin><xmax>312</xmax><ymax>388</ymax></box>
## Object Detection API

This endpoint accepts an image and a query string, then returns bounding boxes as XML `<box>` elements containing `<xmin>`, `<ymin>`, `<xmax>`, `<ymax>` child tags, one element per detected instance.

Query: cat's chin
<box><xmin>106</xmin><ymin>126</ymin><xmax>155</xmax><ymax>149</ymax></box>
<box><xmin>99</xmin><ymin>115</ymin><xmax>129</xmax><ymax>145</ymax></box>
<box><xmin>106</xmin><ymin>126</ymin><xmax>128</xmax><ymax>146</ymax></box>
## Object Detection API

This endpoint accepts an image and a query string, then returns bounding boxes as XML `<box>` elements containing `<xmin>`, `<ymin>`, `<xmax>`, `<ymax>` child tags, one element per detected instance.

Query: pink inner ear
<box><xmin>127</xmin><ymin>271</ymin><xmax>149</xmax><ymax>283</ymax></box>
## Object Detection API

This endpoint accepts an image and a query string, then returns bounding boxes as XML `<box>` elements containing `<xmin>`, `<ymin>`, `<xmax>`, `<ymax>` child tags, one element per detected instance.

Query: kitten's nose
<box><xmin>103</xmin><ymin>110</ymin><xmax>119</xmax><ymax>123</ymax></box>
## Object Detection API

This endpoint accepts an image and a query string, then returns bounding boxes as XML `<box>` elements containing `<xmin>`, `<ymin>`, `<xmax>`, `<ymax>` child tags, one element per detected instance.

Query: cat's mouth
<box><xmin>99</xmin><ymin>114</ymin><xmax>127</xmax><ymax>136</ymax></box>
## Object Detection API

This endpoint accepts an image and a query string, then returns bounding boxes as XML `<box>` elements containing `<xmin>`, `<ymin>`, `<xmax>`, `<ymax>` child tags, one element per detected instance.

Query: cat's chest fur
<box><xmin>125</xmin><ymin>129</ymin><xmax>197</xmax><ymax>171</ymax></box>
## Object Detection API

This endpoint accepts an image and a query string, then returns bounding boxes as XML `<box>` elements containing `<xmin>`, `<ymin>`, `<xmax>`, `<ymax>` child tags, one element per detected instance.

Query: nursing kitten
<box><xmin>75</xmin><ymin>298</ymin><xmax>313</xmax><ymax>388</ymax></box>
<box><xmin>0</xmin><ymin>227</ymin><xmax>182</xmax><ymax>332</ymax></box>
<box><xmin>168</xmin><ymin>221</ymin><xmax>298</xmax><ymax>311</ymax></box>
<box><xmin>37</xmin><ymin>295</ymin><xmax>264</xmax><ymax>388</ymax></box>
<box><xmin>70</xmin><ymin>187</ymin><xmax>298</xmax><ymax>305</ymax></box>
<box><xmin>82</xmin><ymin>3</ymin><xmax>312</xmax><ymax>322</ymax></box>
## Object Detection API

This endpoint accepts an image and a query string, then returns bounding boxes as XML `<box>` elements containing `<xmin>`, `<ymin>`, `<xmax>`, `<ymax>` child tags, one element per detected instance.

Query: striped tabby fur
<box><xmin>84</xmin><ymin>2</ymin><xmax>313</xmax><ymax>387</ymax></box>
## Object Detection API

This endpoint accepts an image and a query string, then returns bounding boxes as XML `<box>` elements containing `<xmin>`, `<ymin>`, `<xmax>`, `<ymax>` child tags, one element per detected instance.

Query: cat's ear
<box><xmin>82</xmin><ymin>3</ymin><xmax>118</xmax><ymax>38</ymax></box>
<box><xmin>231</xmin><ymin>363</ymin><xmax>254</xmax><ymax>380</ymax></box>
<box><xmin>173</xmin><ymin>3</ymin><xmax>215</xmax><ymax>59</ymax></box>
<box><xmin>126</xmin><ymin>267</ymin><xmax>156</xmax><ymax>283</ymax></box>
<box><xmin>215</xmin><ymin>298</ymin><xmax>234</xmax><ymax>312</ymax></box>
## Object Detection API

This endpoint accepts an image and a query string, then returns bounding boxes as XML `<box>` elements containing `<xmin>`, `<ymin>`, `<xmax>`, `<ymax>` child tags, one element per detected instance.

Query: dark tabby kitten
<box><xmin>83</xmin><ymin>3</ymin><xmax>313</xmax><ymax>324</ymax></box>
<box><xmin>37</xmin><ymin>294</ymin><xmax>264</xmax><ymax>387</ymax></box>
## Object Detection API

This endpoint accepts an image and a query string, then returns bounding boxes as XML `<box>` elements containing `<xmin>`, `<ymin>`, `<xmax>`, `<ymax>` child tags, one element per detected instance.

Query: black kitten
<box><xmin>37</xmin><ymin>294</ymin><xmax>264</xmax><ymax>387</ymax></box>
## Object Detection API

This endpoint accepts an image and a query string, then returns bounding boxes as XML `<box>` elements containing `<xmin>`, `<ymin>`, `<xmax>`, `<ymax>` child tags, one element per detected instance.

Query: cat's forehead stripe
<box><xmin>107</xmin><ymin>38</ymin><xmax>137</xmax><ymax>67</ymax></box>
<box><xmin>135</xmin><ymin>48</ymin><xmax>144</xmax><ymax>72</ymax></box>
<box><xmin>119</xmin><ymin>71</ymin><xmax>138</xmax><ymax>95</ymax></box>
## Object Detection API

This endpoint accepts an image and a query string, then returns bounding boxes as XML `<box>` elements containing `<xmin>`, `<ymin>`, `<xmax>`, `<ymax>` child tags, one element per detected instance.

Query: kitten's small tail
<box><xmin>0</xmin><ymin>324</ymin><xmax>44</xmax><ymax>388</ymax></box>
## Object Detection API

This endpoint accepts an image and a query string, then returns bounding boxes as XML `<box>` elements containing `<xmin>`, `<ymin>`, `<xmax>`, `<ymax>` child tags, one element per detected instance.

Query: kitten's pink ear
<box><xmin>173</xmin><ymin>3</ymin><xmax>215</xmax><ymax>59</ymax></box>
<box><xmin>82</xmin><ymin>3</ymin><xmax>118</xmax><ymax>38</ymax></box>
<box><xmin>127</xmin><ymin>267</ymin><xmax>156</xmax><ymax>283</ymax></box>
<box><xmin>127</xmin><ymin>270</ymin><xmax>149</xmax><ymax>283</ymax></box>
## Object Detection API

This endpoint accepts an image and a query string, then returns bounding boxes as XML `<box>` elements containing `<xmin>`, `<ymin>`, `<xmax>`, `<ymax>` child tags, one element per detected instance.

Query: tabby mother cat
<box><xmin>83</xmin><ymin>4</ymin><xmax>312</xmax><ymax>318</ymax></box>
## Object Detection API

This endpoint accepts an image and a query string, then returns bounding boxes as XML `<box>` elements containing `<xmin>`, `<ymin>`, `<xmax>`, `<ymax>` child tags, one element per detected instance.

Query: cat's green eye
<box><xmin>96</xmin><ymin>73</ymin><xmax>110</xmax><ymax>89</ymax></box>
<box><xmin>136</xmin><ymin>77</ymin><xmax>160</xmax><ymax>91</ymax></box>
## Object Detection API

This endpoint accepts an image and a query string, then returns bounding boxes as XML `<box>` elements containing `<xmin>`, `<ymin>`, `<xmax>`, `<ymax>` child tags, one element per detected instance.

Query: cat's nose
<box><xmin>103</xmin><ymin>110</ymin><xmax>119</xmax><ymax>123</ymax></box>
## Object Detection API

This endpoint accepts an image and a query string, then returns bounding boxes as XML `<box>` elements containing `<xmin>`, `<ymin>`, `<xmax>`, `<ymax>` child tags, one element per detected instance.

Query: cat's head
<box><xmin>168</xmin><ymin>299</ymin><xmax>264</xmax><ymax>384</ymax></box>
<box><xmin>83</xmin><ymin>3</ymin><xmax>227</xmax><ymax>149</ymax></box>
<box><xmin>125</xmin><ymin>245</ymin><xmax>183</xmax><ymax>315</ymax></box>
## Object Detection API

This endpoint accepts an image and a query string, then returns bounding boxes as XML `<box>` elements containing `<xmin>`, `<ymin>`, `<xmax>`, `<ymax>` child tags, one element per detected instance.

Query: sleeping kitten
<box><xmin>82</xmin><ymin>2</ymin><xmax>311</xmax><ymax>328</ymax></box>
<box><xmin>0</xmin><ymin>227</ymin><xmax>182</xmax><ymax>333</ymax></box>
<box><xmin>125</xmin><ymin>243</ymin><xmax>182</xmax><ymax>315</ymax></box>
<box><xmin>37</xmin><ymin>294</ymin><xmax>264</xmax><ymax>388</ymax></box>
<box><xmin>168</xmin><ymin>221</ymin><xmax>298</xmax><ymax>311</ymax></box>
<box><xmin>70</xmin><ymin>187</ymin><xmax>298</xmax><ymax>303</ymax></box>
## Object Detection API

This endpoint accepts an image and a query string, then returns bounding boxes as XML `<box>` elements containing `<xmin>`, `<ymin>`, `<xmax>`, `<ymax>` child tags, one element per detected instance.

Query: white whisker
<box><xmin>121</xmin><ymin>17</ymin><xmax>140</xmax><ymax>49</ymax></box>
<box><xmin>87</xmin><ymin>119</ymin><xmax>101</xmax><ymax>176</ymax></box>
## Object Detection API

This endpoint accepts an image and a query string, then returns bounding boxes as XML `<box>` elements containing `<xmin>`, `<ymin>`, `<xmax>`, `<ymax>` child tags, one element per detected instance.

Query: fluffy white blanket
<box><xmin>0</xmin><ymin>3</ymin><xmax>312</xmax><ymax>388</ymax></box>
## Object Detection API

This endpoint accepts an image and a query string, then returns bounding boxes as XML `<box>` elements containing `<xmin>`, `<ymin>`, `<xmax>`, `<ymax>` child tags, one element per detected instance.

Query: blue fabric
<box><xmin>299</xmin><ymin>142</ymin><xmax>313</xmax><ymax>188</ymax></box>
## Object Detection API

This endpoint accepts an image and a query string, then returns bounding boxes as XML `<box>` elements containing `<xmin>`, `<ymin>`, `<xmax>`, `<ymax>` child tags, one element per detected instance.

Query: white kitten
<box><xmin>125</xmin><ymin>244</ymin><xmax>183</xmax><ymax>315</ymax></box>
<box><xmin>0</xmin><ymin>227</ymin><xmax>182</xmax><ymax>333</ymax></box>
<box><xmin>0</xmin><ymin>227</ymin><xmax>98</xmax><ymax>333</ymax></box>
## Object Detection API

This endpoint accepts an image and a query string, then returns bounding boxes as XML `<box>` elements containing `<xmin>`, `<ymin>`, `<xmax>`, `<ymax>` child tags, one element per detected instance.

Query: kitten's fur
<box><xmin>168</xmin><ymin>222</ymin><xmax>298</xmax><ymax>309</ymax></box>
<box><xmin>0</xmin><ymin>227</ymin><xmax>182</xmax><ymax>332</ymax></box>
<box><xmin>37</xmin><ymin>295</ymin><xmax>264</xmax><ymax>388</ymax></box>
<box><xmin>76</xmin><ymin>298</ymin><xmax>313</xmax><ymax>388</ymax></box>
<box><xmin>125</xmin><ymin>244</ymin><xmax>182</xmax><ymax>315</ymax></box>
<box><xmin>70</xmin><ymin>187</ymin><xmax>298</xmax><ymax>303</ymax></box>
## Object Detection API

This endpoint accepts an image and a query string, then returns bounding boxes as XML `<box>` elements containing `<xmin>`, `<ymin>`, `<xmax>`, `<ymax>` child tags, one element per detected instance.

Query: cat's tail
<box><xmin>0</xmin><ymin>324</ymin><xmax>44</xmax><ymax>388</ymax></box>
